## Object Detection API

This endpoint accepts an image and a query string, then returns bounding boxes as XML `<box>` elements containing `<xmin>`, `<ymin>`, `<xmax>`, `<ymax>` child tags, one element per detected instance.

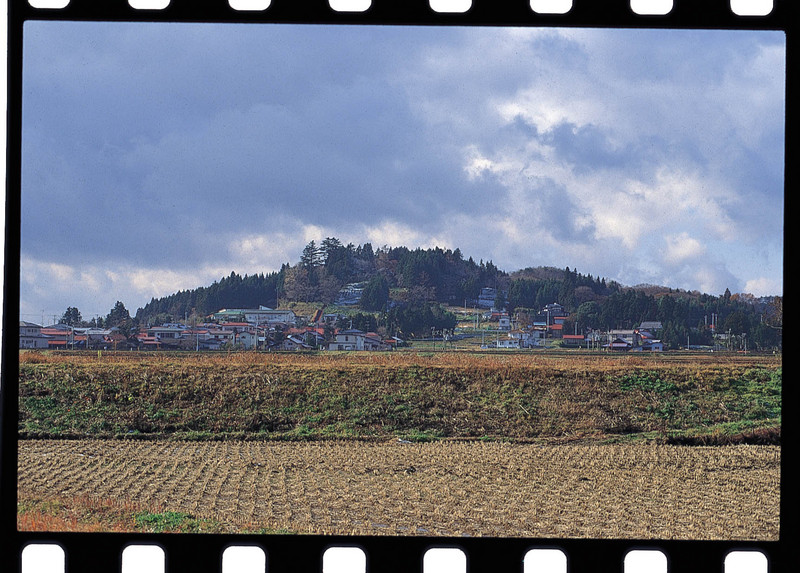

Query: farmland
<box><xmin>16</xmin><ymin>350</ymin><xmax>781</xmax><ymax>538</ymax></box>
<box><xmin>18</xmin><ymin>350</ymin><xmax>781</xmax><ymax>443</ymax></box>
<box><xmin>18</xmin><ymin>439</ymin><xmax>779</xmax><ymax>539</ymax></box>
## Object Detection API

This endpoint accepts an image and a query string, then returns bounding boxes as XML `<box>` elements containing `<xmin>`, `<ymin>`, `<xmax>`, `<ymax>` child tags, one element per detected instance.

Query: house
<box><xmin>328</xmin><ymin>329</ymin><xmax>361</xmax><ymax>351</ymax></box>
<box><xmin>182</xmin><ymin>328</ymin><xmax>210</xmax><ymax>341</ymax></box>
<box><xmin>605</xmin><ymin>337</ymin><xmax>633</xmax><ymax>351</ymax></box>
<box><xmin>633</xmin><ymin>340</ymin><xmax>664</xmax><ymax>352</ymax></box>
<box><xmin>206</xmin><ymin>328</ymin><xmax>236</xmax><ymax>343</ymax></box>
<box><xmin>136</xmin><ymin>333</ymin><xmax>163</xmax><ymax>349</ymax></box>
<box><xmin>384</xmin><ymin>336</ymin><xmax>406</xmax><ymax>348</ymax></box>
<box><xmin>604</xmin><ymin>329</ymin><xmax>663</xmax><ymax>352</ymax></box>
<box><xmin>477</xmin><ymin>287</ymin><xmax>497</xmax><ymax>309</ymax></box>
<box><xmin>496</xmin><ymin>337</ymin><xmax>521</xmax><ymax>349</ymax></box>
<box><xmin>20</xmin><ymin>321</ymin><xmax>43</xmax><ymax>337</ymax></box>
<box><xmin>219</xmin><ymin>321</ymin><xmax>251</xmax><ymax>329</ymax></box>
<box><xmin>103</xmin><ymin>332</ymin><xmax>130</xmax><ymax>349</ymax></box>
<box><xmin>285</xmin><ymin>327</ymin><xmax>325</xmax><ymax>348</ymax></box>
<box><xmin>236</xmin><ymin>330</ymin><xmax>258</xmax><ymax>349</ymax></box>
<box><xmin>74</xmin><ymin>327</ymin><xmax>115</xmax><ymax>349</ymax></box>
<box><xmin>636</xmin><ymin>329</ymin><xmax>662</xmax><ymax>344</ymax></box>
<box><xmin>19</xmin><ymin>321</ymin><xmax>50</xmax><ymax>349</ymax></box>
<box><xmin>147</xmin><ymin>326</ymin><xmax>185</xmax><ymax>341</ymax></box>
<box><xmin>363</xmin><ymin>332</ymin><xmax>389</xmax><ymax>351</ymax></box>
<box><xmin>328</xmin><ymin>329</ymin><xmax>389</xmax><ymax>351</ymax></box>
<box><xmin>561</xmin><ymin>334</ymin><xmax>586</xmax><ymax>347</ymax></box>
<box><xmin>305</xmin><ymin>330</ymin><xmax>326</xmax><ymax>348</ymax></box>
<box><xmin>503</xmin><ymin>329</ymin><xmax>541</xmax><ymax>348</ymax></box>
<box><xmin>245</xmin><ymin>308</ymin><xmax>297</xmax><ymax>325</ymax></box>
<box><xmin>336</xmin><ymin>283</ymin><xmax>367</xmax><ymax>305</ymax></box>
<box><xmin>542</xmin><ymin>303</ymin><xmax>566</xmax><ymax>323</ymax></box>
<box><xmin>486</xmin><ymin>311</ymin><xmax>511</xmax><ymax>328</ymax></box>
<box><xmin>40</xmin><ymin>327</ymin><xmax>88</xmax><ymax>349</ymax></box>
<box><xmin>282</xmin><ymin>336</ymin><xmax>313</xmax><ymax>351</ymax></box>
<box><xmin>197</xmin><ymin>338</ymin><xmax>225</xmax><ymax>351</ymax></box>
<box><xmin>609</xmin><ymin>329</ymin><xmax>637</xmax><ymax>345</ymax></box>
<box><xmin>525</xmin><ymin>329</ymin><xmax>546</xmax><ymax>347</ymax></box>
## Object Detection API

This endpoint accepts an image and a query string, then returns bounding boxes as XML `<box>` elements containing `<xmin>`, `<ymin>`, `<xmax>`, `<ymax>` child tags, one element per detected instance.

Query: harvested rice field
<box><xmin>17</xmin><ymin>438</ymin><xmax>780</xmax><ymax>540</ymax></box>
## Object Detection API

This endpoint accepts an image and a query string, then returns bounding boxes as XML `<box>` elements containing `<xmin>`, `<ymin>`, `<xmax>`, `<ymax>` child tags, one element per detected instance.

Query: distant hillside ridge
<box><xmin>136</xmin><ymin>240</ymin><xmax>507</xmax><ymax>323</ymax></box>
<box><xmin>133</xmin><ymin>239</ymin><xmax>782</xmax><ymax>351</ymax></box>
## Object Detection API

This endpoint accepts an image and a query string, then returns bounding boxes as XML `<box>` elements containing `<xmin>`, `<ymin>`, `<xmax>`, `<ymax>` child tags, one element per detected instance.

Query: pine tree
<box><xmin>60</xmin><ymin>307</ymin><xmax>83</xmax><ymax>326</ymax></box>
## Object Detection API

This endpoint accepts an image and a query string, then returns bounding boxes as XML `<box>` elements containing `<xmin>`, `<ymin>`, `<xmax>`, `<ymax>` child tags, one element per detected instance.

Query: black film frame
<box><xmin>2</xmin><ymin>0</ymin><xmax>796</xmax><ymax>571</ymax></box>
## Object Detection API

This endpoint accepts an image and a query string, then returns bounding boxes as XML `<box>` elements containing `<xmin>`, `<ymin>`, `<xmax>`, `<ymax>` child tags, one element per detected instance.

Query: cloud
<box><xmin>663</xmin><ymin>233</ymin><xmax>707</xmax><ymax>265</ymax></box>
<box><xmin>18</xmin><ymin>23</ymin><xmax>784</xmax><ymax>317</ymax></box>
<box><xmin>745</xmin><ymin>277</ymin><xmax>783</xmax><ymax>298</ymax></box>
<box><xmin>20</xmin><ymin>255</ymin><xmax>236</xmax><ymax>320</ymax></box>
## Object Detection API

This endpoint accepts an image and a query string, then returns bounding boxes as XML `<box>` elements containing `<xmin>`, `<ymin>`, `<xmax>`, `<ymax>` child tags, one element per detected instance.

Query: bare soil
<box><xmin>17</xmin><ymin>438</ymin><xmax>780</xmax><ymax>540</ymax></box>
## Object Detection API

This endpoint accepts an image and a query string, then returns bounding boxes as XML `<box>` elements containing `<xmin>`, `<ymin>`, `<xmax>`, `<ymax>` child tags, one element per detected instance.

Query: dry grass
<box><xmin>18</xmin><ymin>350</ymin><xmax>781</xmax><ymax>443</ymax></box>
<box><xmin>18</xmin><ymin>348</ymin><xmax>777</xmax><ymax>368</ymax></box>
<box><xmin>17</xmin><ymin>492</ymin><xmax>160</xmax><ymax>533</ymax></box>
<box><xmin>18</xmin><ymin>438</ymin><xmax>780</xmax><ymax>540</ymax></box>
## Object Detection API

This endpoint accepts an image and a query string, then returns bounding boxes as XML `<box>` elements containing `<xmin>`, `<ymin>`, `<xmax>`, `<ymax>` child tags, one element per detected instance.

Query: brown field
<box><xmin>18</xmin><ymin>350</ymin><xmax>782</xmax><ymax>443</ymax></box>
<box><xmin>18</xmin><ymin>438</ymin><xmax>780</xmax><ymax>540</ymax></box>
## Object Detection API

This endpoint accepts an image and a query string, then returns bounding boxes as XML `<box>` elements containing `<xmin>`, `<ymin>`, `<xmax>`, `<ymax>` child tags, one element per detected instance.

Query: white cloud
<box><xmin>744</xmin><ymin>277</ymin><xmax>782</xmax><ymax>298</ymax></box>
<box><xmin>463</xmin><ymin>147</ymin><xmax>497</xmax><ymax>180</ymax></box>
<box><xmin>361</xmin><ymin>220</ymin><xmax>450</xmax><ymax>252</ymax></box>
<box><xmin>20</xmin><ymin>255</ymin><xmax>235</xmax><ymax>320</ymax></box>
<box><xmin>664</xmin><ymin>232</ymin><xmax>706</xmax><ymax>265</ymax></box>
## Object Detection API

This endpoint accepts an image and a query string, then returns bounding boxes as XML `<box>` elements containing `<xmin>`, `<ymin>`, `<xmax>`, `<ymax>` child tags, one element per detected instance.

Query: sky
<box><xmin>16</xmin><ymin>21</ymin><xmax>785</xmax><ymax>323</ymax></box>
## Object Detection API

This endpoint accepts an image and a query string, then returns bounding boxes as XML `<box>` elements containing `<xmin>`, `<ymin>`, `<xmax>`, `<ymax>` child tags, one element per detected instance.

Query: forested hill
<box><xmin>136</xmin><ymin>270</ymin><xmax>285</xmax><ymax>325</ymax></box>
<box><xmin>136</xmin><ymin>239</ymin><xmax>507</xmax><ymax>323</ymax></box>
<box><xmin>134</xmin><ymin>238</ymin><xmax>782</xmax><ymax>350</ymax></box>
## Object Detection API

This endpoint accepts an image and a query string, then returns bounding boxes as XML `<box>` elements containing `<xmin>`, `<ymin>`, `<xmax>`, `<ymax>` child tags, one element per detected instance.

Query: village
<box><xmin>19</xmin><ymin>284</ymin><xmax>672</xmax><ymax>353</ymax></box>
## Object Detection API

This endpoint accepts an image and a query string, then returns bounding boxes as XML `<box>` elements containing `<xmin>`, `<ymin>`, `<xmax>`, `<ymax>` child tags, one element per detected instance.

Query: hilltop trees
<box><xmin>360</xmin><ymin>273</ymin><xmax>390</xmax><ymax>311</ymax></box>
<box><xmin>386</xmin><ymin>301</ymin><xmax>457</xmax><ymax>338</ymax></box>
<box><xmin>127</xmin><ymin>239</ymin><xmax>779</xmax><ymax>352</ymax></box>
<box><xmin>136</xmin><ymin>270</ymin><xmax>283</xmax><ymax>324</ymax></box>
<box><xmin>277</xmin><ymin>239</ymin><xmax>505</xmax><ymax>308</ymax></box>
<box><xmin>507</xmin><ymin>268</ymin><xmax>613</xmax><ymax>312</ymax></box>
<box><xmin>105</xmin><ymin>301</ymin><xmax>130</xmax><ymax>327</ymax></box>
<box><xmin>60</xmin><ymin>307</ymin><xmax>83</xmax><ymax>327</ymax></box>
<box><xmin>575</xmin><ymin>301</ymin><xmax>600</xmax><ymax>330</ymax></box>
<box><xmin>102</xmin><ymin>301</ymin><xmax>136</xmax><ymax>339</ymax></box>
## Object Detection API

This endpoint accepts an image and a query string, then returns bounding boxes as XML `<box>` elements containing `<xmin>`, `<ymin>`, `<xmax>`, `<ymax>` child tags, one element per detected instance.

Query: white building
<box><xmin>328</xmin><ymin>329</ymin><xmax>388</xmax><ymax>351</ymax></box>
<box><xmin>19</xmin><ymin>321</ymin><xmax>50</xmax><ymax>349</ymax></box>
<box><xmin>147</xmin><ymin>326</ymin><xmax>185</xmax><ymax>340</ymax></box>
<box><xmin>213</xmin><ymin>306</ymin><xmax>296</xmax><ymax>325</ymax></box>
<box><xmin>496</xmin><ymin>338</ymin><xmax>521</xmax><ymax>349</ymax></box>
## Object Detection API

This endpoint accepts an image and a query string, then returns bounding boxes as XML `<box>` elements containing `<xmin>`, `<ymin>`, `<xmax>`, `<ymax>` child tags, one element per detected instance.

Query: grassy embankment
<box><xmin>18</xmin><ymin>350</ymin><xmax>781</xmax><ymax>444</ymax></box>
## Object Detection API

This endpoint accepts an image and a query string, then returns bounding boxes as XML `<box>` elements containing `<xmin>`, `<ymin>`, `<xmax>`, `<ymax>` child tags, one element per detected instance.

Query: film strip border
<box><xmin>13</xmin><ymin>536</ymin><xmax>785</xmax><ymax>572</ymax></box>
<box><xmin>3</xmin><ymin>0</ymin><xmax>792</xmax><ymax>26</ymax></box>
<box><xmin>3</xmin><ymin>0</ymin><xmax>796</xmax><ymax>572</ymax></box>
